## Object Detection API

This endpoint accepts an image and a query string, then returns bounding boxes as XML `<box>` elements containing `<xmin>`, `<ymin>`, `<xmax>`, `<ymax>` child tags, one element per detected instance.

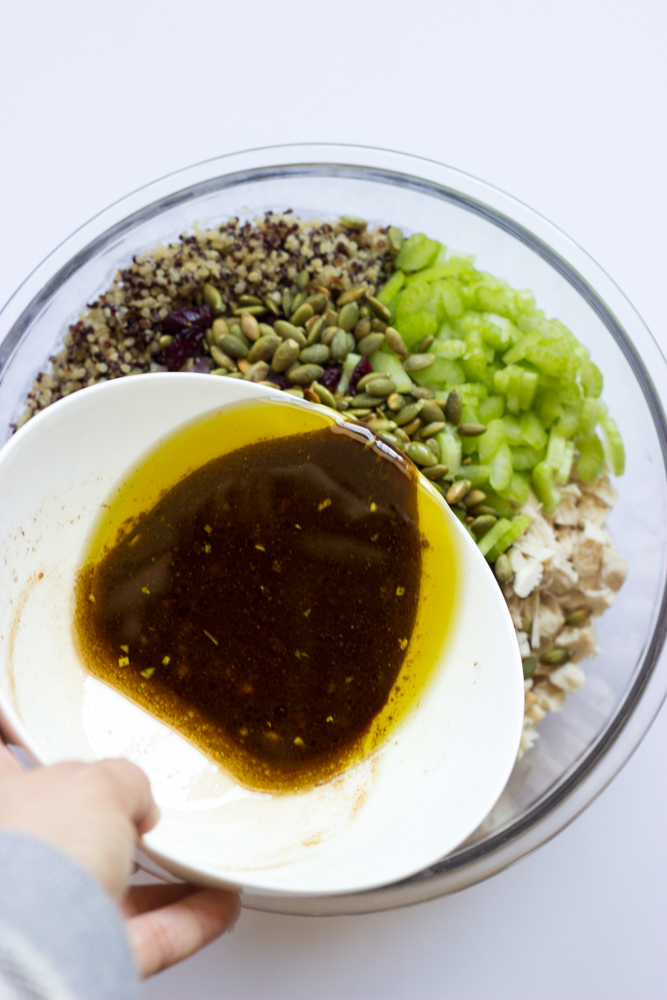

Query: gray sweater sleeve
<box><xmin>0</xmin><ymin>831</ymin><xmax>139</xmax><ymax>1000</ymax></box>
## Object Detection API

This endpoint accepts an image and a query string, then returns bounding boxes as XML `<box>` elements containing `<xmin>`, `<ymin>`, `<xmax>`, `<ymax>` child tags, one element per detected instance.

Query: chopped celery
<box><xmin>369</xmin><ymin>351</ymin><xmax>413</xmax><ymax>393</ymax></box>
<box><xmin>432</xmin><ymin>338</ymin><xmax>467</xmax><ymax>359</ymax></box>
<box><xmin>484</xmin><ymin>514</ymin><xmax>532</xmax><ymax>562</ymax></box>
<box><xmin>337</xmin><ymin>352</ymin><xmax>361</xmax><ymax>395</ymax></box>
<box><xmin>546</xmin><ymin>428</ymin><xmax>567</xmax><ymax>470</ymax></box>
<box><xmin>554</xmin><ymin>440</ymin><xmax>575</xmax><ymax>485</ymax></box>
<box><xmin>437</xmin><ymin>429</ymin><xmax>462</xmax><ymax>478</ymax></box>
<box><xmin>511</xmin><ymin>445</ymin><xmax>545</xmax><ymax>471</ymax></box>
<box><xmin>478</xmin><ymin>418</ymin><xmax>506</xmax><ymax>463</ymax></box>
<box><xmin>478</xmin><ymin>518</ymin><xmax>512</xmax><ymax>557</ymax></box>
<box><xmin>478</xmin><ymin>395</ymin><xmax>505</xmax><ymax>423</ymax></box>
<box><xmin>489</xmin><ymin>442</ymin><xmax>513</xmax><ymax>491</ymax></box>
<box><xmin>580</xmin><ymin>396</ymin><xmax>608</xmax><ymax>437</ymax></box>
<box><xmin>503</xmin><ymin>415</ymin><xmax>523</xmax><ymax>445</ymax></box>
<box><xmin>499</xmin><ymin>472</ymin><xmax>530</xmax><ymax>506</ymax></box>
<box><xmin>532</xmin><ymin>460</ymin><xmax>561</xmax><ymax>514</ymax></box>
<box><xmin>411</xmin><ymin>357</ymin><xmax>465</xmax><ymax>388</ymax></box>
<box><xmin>581</xmin><ymin>360</ymin><xmax>603</xmax><ymax>397</ymax></box>
<box><xmin>480</xmin><ymin>489</ymin><xmax>517</xmax><ymax>519</ymax></box>
<box><xmin>520</xmin><ymin>411</ymin><xmax>548</xmax><ymax>451</ymax></box>
<box><xmin>461</xmin><ymin>346</ymin><xmax>488</xmax><ymax>382</ymax></box>
<box><xmin>577</xmin><ymin>433</ymin><xmax>605</xmax><ymax>483</ymax></box>
<box><xmin>395</xmin><ymin>234</ymin><xmax>441</xmax><ymax>272</ymax></box>
<box><xmin>518</xmin><ymin>369</ymin><xmax>538</xmax><ymax>410</ymax></box>
<box><xmin>601</xmin><ymin>416</ymin><xmax>625</xmax><ymax>476</ymax></box>
<box><xmin>377</xmin><ymin>270</ymin><xmax>405</xmax><ymax>306</ymax></box>
<box><xmin>463</xmin><ymin>464</ymin><xmax>490</xmax><ymax>487</ymax></box>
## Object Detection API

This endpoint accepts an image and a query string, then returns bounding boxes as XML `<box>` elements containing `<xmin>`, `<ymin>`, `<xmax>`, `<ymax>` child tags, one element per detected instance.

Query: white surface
<box><xmin>0</xmin><ymin>0</ymin><xmax>665</xmax><ymax>996</ymax></box>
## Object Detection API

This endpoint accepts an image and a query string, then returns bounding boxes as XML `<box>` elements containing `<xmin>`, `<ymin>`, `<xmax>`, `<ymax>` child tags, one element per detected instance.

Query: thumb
<box><xmin>0</xmin><ymin>741</ymin><xmax>24</xmax><ymax>776</ymax></box>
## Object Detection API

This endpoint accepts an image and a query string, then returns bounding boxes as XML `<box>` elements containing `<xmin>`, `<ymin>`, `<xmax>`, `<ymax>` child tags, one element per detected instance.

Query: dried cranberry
<box><xmin>162</xmin><ymin>304</ymin><xmax>212</xmax><ymax>372</ymax></box>
<box><xmin>320</xmin><ymin>364</ymin><xmax>342</xmax><ymax>392</ymax></box>
<box><xmin>349</xmin><ymin>355</ymin><xmax>372</xmax><ymax>395</ymax></box>
<box><xmin>263</xmin><ymin>372</ymin><xmax>289</xmax><ymax>389</ymax></box>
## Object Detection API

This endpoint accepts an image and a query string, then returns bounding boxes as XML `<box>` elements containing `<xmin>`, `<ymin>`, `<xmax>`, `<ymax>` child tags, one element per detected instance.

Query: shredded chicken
<box><xmin>503</xmin><ymin>473</ymin><xmax>627</xmax><ymax>757</ymax></box>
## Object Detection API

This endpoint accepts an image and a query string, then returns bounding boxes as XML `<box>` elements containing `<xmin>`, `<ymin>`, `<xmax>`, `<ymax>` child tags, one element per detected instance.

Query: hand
<box><xmin>0</xmin><ymin>741</ymin><xmax>240</xmax><ymax>977</ymax></box>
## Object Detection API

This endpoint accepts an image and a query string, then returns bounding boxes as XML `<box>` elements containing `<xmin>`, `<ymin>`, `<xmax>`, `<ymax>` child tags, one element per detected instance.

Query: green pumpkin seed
<box><xmin>444</xmin><ymin>389</ymin><xmax>463</xmax><ymax>425</ymax></box>
<box><xmin>211</xmin><ymin>317</ymin><xmax>229</xmax><ymax>346</ymax></box>
<box><xmin>281</xmin><ymin>289</ymin><xmax>293</xmax><ymax>316</ymax></box>
<box><xmin>356</xmin><ymin>371</ymin><xmax>387</xmax><ymax>392</ymax></box>
<box><xmin>522</xmin><ymin>655</ymin><xmax>538</xmax><ymax>679</ymax></box>
<box><xmin>354</xmin><ymin>317</ymin><xmax>372</xmax><ymax>341</ymax></box>
<box><xmin>339</xmin><ymin>215</ymin><xmax>367</xmax><ymax>231</ymax></box>
<box><xmin>271</xmin><ymin>339</ymin><xmax>301</xmax><ymax>373</ymax></box>
<box><xmin>395</xmin><ymin>402</ymin><xmax>423</xmax><ymax>426</ymax></box>
<box><xmin>240</xmin><ymin>313</ymin><xmax>261</xmax><ymax>342</ymax></box>
<box><xmin>300</xmin><ymin>344</ymin><xmax>330</xmax><ymax>365</ymax></box>
<box><xmin>357</xmin><ymin>332</ymin><xmax>385</xmax><ymax>356</ymax></box>
<box><xmin>258</xmin><ymin>323</ymin><xmax>275</xmax><ymax>337</ymax></box>
<box><xmin>285</xmin><ymin>386</ymin><xmax>304</xmax><ymax>398</ymax></box>
<box><xmin>202</xmin><ymin>283</ymin><xmax>224</xmax><ymax>315</ymax></box>
<box><xmin>540</xmin><ymin>647</ymin><xmax>572</xmax><ymax>666</ymax></box>
<box><xmin>415</xmin><ymin>335</ymin><xmax>434</xmax><ymax>353</ymax></box>
<box><xmin>470</xmin><ymin>514</ymin><xmax>497</xmax><ymax>537</ymax></box>
<box><xmin>312</xmin><ymin>382</ymin><xmax>337</xmax><ymax>409</ymax></box>
<box><xmin>402</xmin><ymin>417</ymin><xmax>422</xmax><ymax>437</ymax></box>
<box><xmin>321</xmin><ymin>325</ymin><xmax>338</xmax><ymax>346</ymax></box>
<box><xmin>349</xmin><ymin>393</ymin><xmax>384</xmax><ymax>408</ymax></box>
<box><xmin>367</xmin><ymin>295</ymin><xmax>392</xmax><ymax>323</ymax></box>
<box><xmin>367</xmin><ymin>417</ymin><xmax>398</xmax><ymax>432</ymax></box>
<box><xmin>379</xmin><ymin>432</ymin><xmax>404</xmax><ymax>449</ymax></box>
<box><xmin>338</xmin><ymin>302</ymin><xmax>360</xmax><ymax>332</ymax></box>
<box><xmin>565</xmin><ymin>607</ymin><xmax>592</xmax><ymax>627</ymax></box>
<box><xmin>347</xmin><ymin>407</ymin><xmax>372</xmax><ymax>417</ymax></box>
<box><xmin>287</xmin><ymin>363</ymin><xmax>325</xmax><ymax>385</ymax></box>
<box><xmin>331</xmin><ymin>329</ymin><xmax>349</xmax><ymax>362</ymax></box>
<box><xmin>296</xmin><ymin>269</ymin><xmax>310</xmax><ymax>292</ymax></box>
<box><xmin>228</xmin><ymin>322</ymin><xmax>243</xmax><ymax>339</ymax></box>
<box><xmin>386</xmin><ymin>392</ymin><xmax>404</xmax><ymax>412</ymax></box>
<box><xmin>471</xmin><ymin>505</ymin><xmax>499</xmax><ymax>518</ymax></box>
<box><xmin>306</xmin><ymin>293</ymin><xmax>328</xmax><ymax>314</ymax></box>
<box><xmin>232</xmin><ymin>305</ymin><xmax>266</xmax><ymax>316</ymax></box>
<box><xmin>238</xmin><ymin>295</ymin><xmax>263</xmax><ymax>307</ymax></box>
<box><xmin>291</xmin><ymin>303</ymin><xmax>314</xmax><ymax>327</ymax></box>
<box><xmin>425</xmin><ymin>437</ymin><xmax>441</xmax><ymax>459</ymax></box>
<box><xmin>445</xmin><ymin>479</ymin><xmax>473</xmax><ymax>504</ymax></box>
<box><xmin>248</xmin><ymin>334</ymin><xmax>281</xmax><ymax>363</ymax></box>
<box><xmin>419</xmin><ymin>401</ymin><xmax>445</xmax><ymax>424</ymax></box>
<box><xmin>495</xmin><ymin>553</ymin><xmax>514</xmax><ymax>584</ymax></box>
<box><xmin>411</xmin><ymin>386</ymin><xmax>433</xmax><ymax>400</ymax></box>
<box><xmin>405</xmin><ymin>441</ymin><xmax>438</xmax><ymax>467</ymax></box>
<box><xmin>159</xmin><ymin>334</ymin><xmax>174</xmax><ymax>349</ymax></box>
<box><xmin>219</xmin><ymin>334</ymin><xmax>249</xmax><ymax>359</ymax></box>
<box><xmin>346</xmin><ymin>332</ymin><xmax>356</xmax><ymax>353</ymax></box>
<box><xmin>274</xmin><ymin>321</ymin><xmax>307</xmax><ymax>347</ymax></box>
<box><xmin>419</xmin><ymin>421</ymin><xmax>446</xmax><ymax>439</ymax></box>
<box><xmin>366</xmin><ymin>377</ymin><xmax>396</xmax><ymax>398</ymax></box>
<box><xmin>464</xmin><ymin>489</ymin><xmax>487</xmax><ymax>507</ymax></box>
<box><xmin>403</xmin><ymin>353</ymin><xmax>435</xmax><ymax>372</ymax></box>
<box><xmin>394</xmin><ymin>427</ymin><xmax>411</xmax><ymax>443</ymax></box>
<box><xmin>384</xmin><ymin>327</ymin><xmax>408</xmax><ymax>360</ymax></box>
<box><xmin>388</xmin><ymin>226</ymin><xmax>404</xmax><ymax>252</ymax></box>
<box><xmin>323</xmin><ymin>307</ymin><xmax>337</xmax><ymax>327</ymax></box>
<box><xmin>422</xmin><ymin>464</ymin><xmax>449</xmax><ymax>481</ymax></box>
<box><xmin>337</xmin><ymin>285</ymin><xmax>368</xmax><ymax>306</ymax></box>
<box><xmin>457</xmin><ymin>422</ymin><xmax>487</xmax><ymax>437</ymax></box>
<box><xmin>243</xmin><ymin>361</ymin><xmax>270</xmax><ymax>383</ymax></box>
<box><xmin>263</xmin><ymin>296</ymin><xmax>280</xmax><ymax>316</ymax></box>
<box><xmin>371</xmin><ymin>318</ymin><xmax>387</xmax><ymax>332</ymax></box>
<box><xmin>306</xmin><ymin>315</ymin><xmax>327</xmax><ymax>345</ymax></box>
<box><xmin>210</xmin><ymin>345</ymin><xmax>237</xmax><ymax>371</ymax></box>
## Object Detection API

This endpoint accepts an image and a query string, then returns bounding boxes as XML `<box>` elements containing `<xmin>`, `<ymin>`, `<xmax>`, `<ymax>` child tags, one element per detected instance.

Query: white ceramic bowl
<box><xmin>0</xmin><ymin>372</ymin><xmax>523</xmax><ymax>897</ymax></box>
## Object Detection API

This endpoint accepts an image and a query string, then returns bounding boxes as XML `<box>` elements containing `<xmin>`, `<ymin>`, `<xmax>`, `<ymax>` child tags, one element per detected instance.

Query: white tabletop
<box><xmin>1</xmin><ymin>1</ymin><xmax>665</xmax><ymax>997</ymax></box>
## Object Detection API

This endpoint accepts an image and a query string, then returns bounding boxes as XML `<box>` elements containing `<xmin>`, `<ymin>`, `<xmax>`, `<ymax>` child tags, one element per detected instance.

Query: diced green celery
<box><xmin>485</xmin><ymin>514</ymin><xmax>532</xmax><ymax>562</ymax></box>
<box><xmin>499</xmin><ymin>472</ymin><xmax>530</xmax><ymax>506</ymax></box>
<box><xmin>576</xmin><ymin>433</ymin><xmax>605</xmax><ymax>483</ymax></box>
<box><xmin>481</xmin><ymin>489</ymin><xmax>517</xmax><ymax>519</ymax></box>
<box><xmin>478</xmin><ymin>395</ymin><xmax>505</xmax><ymax>423</ymax></box>
<box><xmin>410</xmin><ymin>357</ymin><xmax>465</xmax><ymax>389</ymax></box>
<box><xmin>518</xmin><ymin>369</ymin><xmax>538</xmax><ymax>410</ymax></box>
<box><xmin>459</xmin><ymin>383</ymin><xmax>489</xmax><ymax>408</ymax></box>
<box><xmin>437</xmin><ymin>280</ymin><xmax>464</xmax><ymax>318</ymax></box>
<box><xmin>511</xmin><ymin>445</ymin><xmax>545</xmax><ymax>470</ymax></box>
<box><xmin>554</xmin><ymin>440</ymin><xmax>575</xmax><ymax>485</ymax></box>
<box><xmin>370</xmin><ymin>351</ymin><xmax>413</xmax><ymax>393</ymax></box>
<box><xmin>432</xmin><ymin>338</ymin><xmax>467</xmax><ymax>359</ymax></box>
<box><xmin>532</xmin><ymin>460</ymin><xmax>561</xmax><ymax>514</ymax></box>
<box><xmin>580</xmin><ymin>396</ymin><xmax>608</xmax><ymax>437</ymax></box>
<box><xmin>489</xmin><ymin>442</ymin><xmax>513</xmax><ymax>491</ymax></box>
<box><xmin>395</xmin><ymin>311</ymin><xmax>439</xmax><ymax>347</ymax></box>
<box><xmin>474</xmin><ymin>286</ymin><xmax>518</xmax><ymax>319</ymax></box>
<box><xmin>501</xmin><ymin>365</ymin><xmax>524</xmax><ymax>413</ymax></box>
<box><xmin>395</xmin><ymin>234</ymin><xmax>442</xmax><ymax>272</ymax></box>
<box><xmin>523</xmin><ymin>340</ymin><xmax>572</xmax><ymax>378</ymax></box>
<box><xmin>546</xmin><ymin>428</ymin><xmax>567</xmax><ymax>470</ymax></box>
<box><xmin>503</xmin><ymin>415</ymin><xmax>523</xmax><ymax>445</ymax></box>
<box><xmin>451</xmin><ymin>507</ymin><xmax>468</xmax><ymax>523</ymax></box>
<box><xmin>337</xmin><ymin>352</ymin><xmax>361</xmax><ymax>395</ymax></box>
<box><xmin>520</xmin><ymin>411</ymin><xmax>548</xmax><ymax>451</ymax></box>
<box><xmin>404</xmin><ymin>265</ymin><xmax>450</xmax><ymax>285</ymax></box>
<box><xmin>462</xmin><ymin>346</ymin><xmax>487</xmax><ymax>382</ymax></box>
<box><xmin>601</xmin><ymin>416</ymin><xmax>625</xmax><ymax>476</ymax></box>
<box><xmin>536</xmin><ymin>389</ymin><xmax>563</xmax><ymax>429</ymax></box>
<box><xmin>580</xmin><ymin>360</ymin><xmax>603</xmax><ymax>397</ymax></box>
<box><xmin>503</xmin><ymin>330</ymin><xmax>540</xmax><ymax>365</ymax></box>
<box><xmin>555</xmin><ymin>403</ymin><xmax>583</xmax><ymax>439</ymax></box>
<box><xmin>463</xmin><ymin>464</ymin><xmax>490</xmax><ymax>487</ymax></box>
<box><xmin>482</xmin><ymin>313</ymin><xmax>521</xmax><ymax>348</ymax></box>
<box><xmin>478</xmin><ymin>518</ymin><xmax>512</xmax><ymax>557</ymax></box>
<box><xmin>377</xmin><ymin>270</ymin><xmax>406</xmax><ymax>308</ymax></box>
<box><xmin>438</xmin><ymin>429</ymin><xmax>462</xmax><ymax>478</ymax></box>
<box><xmin>516</xmin><ymin>289</ymin><xmax>536</xmax><ymax>313</ymax></box>
<box><xmin>478</xmin><ymin>418</ymin><xmax>506</xmax><ymax>463</ymax></box>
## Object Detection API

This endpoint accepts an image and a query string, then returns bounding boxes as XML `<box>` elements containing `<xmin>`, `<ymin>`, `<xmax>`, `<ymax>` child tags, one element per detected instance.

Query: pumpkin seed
<box><xmin>346</xmin><ymin>332</ymin><xmax>356</xmax><ymax>353</ymax></box>
<box><xmin>159</xmin><ymin>334</ymin><xmax>174</xmax><ymax>348</ymax></box>
<box><xmin>281</xmin><ymin>289</ymin><xmax>293</xmax><ymax>316</ymax></box>
<box><xmin>263</xmin><ymin>296</ymin><xmax>280</xmax><ymax>316</ymax></box>
<box><xmin>210</xmin><ymin>345</ymin><xmax>237</xmax><ymax>371</ymax></box>
<box><xmin>445</xmin><ymin>480</ymin><xmax>473</xmax><ymax>504</ymax></box>
<box><xmin>303</xmin><ymin>387</ymin><xmax>320</xmax><ymax>404</ymax></box>
<box><xmin>307</xmin><ymin>315</ymin><xmax>327</xmax><ymax>345</ymax></box>
<box><xmin>339</xmin><ymin>215</ymin><xmax>367</xmax><ymax>231</ymax></box>
<box><xmin>243</xmin><ymin>361</ymin><xmax>270</xmax><ymax>382</ymax></box>
<box><xmin>356</xmin><ymin>371</ymin><xmax>387</xmax><ymax>392</ymax></box>
<box><xmin>371</xmin><ymin>318</ymin><xmax>387</xmax><ymax>332</ymax></box>
<box><xmin>312</xmin><ymin>382</ymin><xmax>337</xmax><ymax>408</ymax></box>
<box><xmin>458</xmin><ymin>422</ymin><xmax>488</xmax><ymax>437</ymax></box>
<box><xmin>228</xmin><ymin>323</ymin><xmax>245</xmax><ymax>341</ymax></box>
<box><xmin>271</xmin><ymin>338</ymin><xmax>301</xmax><ymax>373</ymax></box>
<box><xmin>331</xmin><ymin>329</ymin><xmax>349</xmax><ymax>362</ymax></box>
<box><xmin>522</xmin><ymin>655</ymin><xmax>538</xmax><ymax>679</ymax></box>
<box><xmin>296</xmin><ymin>269</ymin><xmax>310</xmax><ymax>292</ymax></box>
<box><xmin>384</xmin><ymin>326</ymin><xmax>408</xmax><ymax>360</ymax></box>
<box><xmin>470</xmin><ymin>514</ymin><xmax>497</xmax><ymax>537</ymax></box>
<box><xmin>394</xmin><ymin>427</ymin><xmax>411</xmax><ymax>443</ymax></box>
<box><xmin>395</xmin><ymin>402</ymin><xmax>423</xmax><ymax>426</ymax></box>
<box><xmin>241</xmin><ymin>313</ymin><xmax>261</xmax><ymax>342</ymax></box>
<box><xmin>565</xmin><ymin>607</ymin><xmax>592</xmax><ymax>627</ymax></box>
<box><xmin>354</xmin><ymin>317</ymin><xmax>372</xmax><ymax>341</ymax></box>
<box><xmin>287</xmin><ymin>363</ymin><xmax>325</xmax><ymax>385</ymax></box>
<box><xmin>238</xmin><ymin>294</ymin><xmax>263</xmax><ymax>307</ymax></box>
<box><xmin>274</xmin><ymin>321</ymin><xmax>307</xmax><ymax>347</ymax></box>
<box><xmin>232</xmin><ymin>305</ymin><xmax>266</xmax><ymax>316</ymax></box>
<box><xmin>258</xmin><ymin>323</ymin><xmax>275</xmax><ymax>337</ymax></box>
<box><xmin>415</xmin><ymin>335</ymin><xmax>435</xmax><ymax>353</ymax></box>
<box><xmin>300</xmin><ymin>344</ymin><xmax>330</xmax><ymax>365</ymax></box>
<box><xmin>386</xmin><ymin>392</ymin><xmax>404</xmax><ymax>412</ymax></box>
<box><xmin>248</xmin><ymin>334</ymin><xmax>281</xmax><ymax>364</ymax></box>
<box><xmin>290</xmin><ymin>291</ymin><xmax>307</xmax><ymax>315</ymax></box>
<box><xmin>306</xmin><ymin>293</ymin><xmax>328</xmax><ymax>314</ymax></box>
<box><xmin>464</xmin><ymin>489</ymin><xmax>487</xmax><ymax>507</ymax></box>
<box><xmin>411</xmin><ymin>386</ymin><xmax>433</xmax><ymax>399</ymax></box>
<box><xmin>379</xmin><ymin>432</ymin><xmax>404</xmax><ymax>449</ymax></box>
<box><xmin>422</xmin><ymin>464</ymin><xmax>449</xmax><ymax>481</ymax></box>
<box><xmin>337</xmin><ymin>285</ymin><xmax>368</xmax><ymax>306</ymax></box>
<box><xmin>367</xmin><ymin>295</ymin><xmax>392</xmax><ymax>323</ymax></box>
<box><xmin>219</xmin><ymin>334</ymin><xmax>249</xmax><ymax>359</ymax></box>
<box><xmin>471</xmin><ymin>505</ymin><xmax>499</xmax><ymax>518</ymax></box>
<box><xmin>347</xmin><ymin>408</ymin><xmax>372</xmax><ymax>417</ymax></box>
<box><xmin>211</xmin><ymin>317</ymin><xmax>229</xmax><ymax>346</ymax></box>
<box><xmin>419</xmin><ymin>400</ymin><xmax>445</xmax><ymax>424</ymax></box>
<box><xmin>321</xmin><ymin>325</ymin><xmax>338</xmax><ymax>346</ymax></box>
<box><xmin>494</xmin><ymin>553</ymin><xmax>513</xmax><ymax>583</ymax></box>
<box><xmin>349</xmin><ymin>393</ymin><xmax>384</xmax><ymax>408</ymax></box>
<box><xmin>202</xmin><ymin>283</ymin><xmax>224</xmax><ymax>314</ymax></box>
<box><xmin>403</xmin><ymin>353</ymin><xmax>435</xmax><ymax>372</ymax></box>
<box><xmin>388</xmin><ymin>226</ymin><xmax>404</xmax><ymax>251</ymax></box>
<box><xmin>366</xmin><ymin>377</ymin><xmax>396</xmax><ymax>398</ymax></box>
<box><xmin>334</xmin><ymin>394</ymin><xmax>348</xmax><ymax>410</ymax></box>
<box><xmin>444</xmin><ymin>389</ymin><xmax>463</xmax><ymax>425</ymax></box>
<box><xmin>540</xmin><ymin>647</ymin><xmax>572</xmax><ymax>666</ymax></box>
<box><xmin>419</xmin><ymin>421</ymin><xmax>446</xmax><ymax>439</ymax></box>
<box><xmin>401</xmin><ymin>417</ymin><xmax>421</xmax><ymax>437</ymax></box>
<box><xmin>323</xmin><ymin>306</ymin><xmax>337</xmax><ymax>327</ymax></box>
<box><xmin>425</xmin><ymin>437</ymin><xmax>441</xmax><ymax>459</ymax></box>
<box><xmin>285</xmin><ymin>386</ymin><xmax>304</xmax><ymax>398</ymax></box>
<box><xmin>357</xmin><ymin>332</ymin><xmax>385</xmax><ymax>356</ymax></box>
<box><xmin>405</xmin><ymin>441</ymin><xmax>438</xmax><ymax>467</ymax></box>
<box><xmin>291</xmin><ymin>303</ymin><xmax>314</xmax><ymax>327</ymax></box>
<box><xmin>367</xmin><ymin>418</ymin><xmax>398</xmax><ymax>432</ymax></box>
<box><xmin>338</xmin><ymin>302</ymin><xmax>360</xmax><ymax>332</ymax></box>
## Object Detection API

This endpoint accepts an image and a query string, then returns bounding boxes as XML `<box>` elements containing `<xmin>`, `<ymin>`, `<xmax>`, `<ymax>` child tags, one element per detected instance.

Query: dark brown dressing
<box><xmin>76</xmin><ymin>421</ymin><xmax>422</xmax><ymax>792</ymax></box>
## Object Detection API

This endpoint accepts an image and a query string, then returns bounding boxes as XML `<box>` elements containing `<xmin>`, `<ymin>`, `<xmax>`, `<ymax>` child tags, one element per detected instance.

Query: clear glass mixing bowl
<box><xmin>1</xmin><ymin>144</ymin><xmax>666</xmax><ymax>915</ymax></box>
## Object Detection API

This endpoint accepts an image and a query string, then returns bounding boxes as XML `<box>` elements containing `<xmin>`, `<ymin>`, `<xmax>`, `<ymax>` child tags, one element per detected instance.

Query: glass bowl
<box><xmin>1</xmin><ymin>143</ymin><xmax>666</xmax><ymax>915</ymax></box>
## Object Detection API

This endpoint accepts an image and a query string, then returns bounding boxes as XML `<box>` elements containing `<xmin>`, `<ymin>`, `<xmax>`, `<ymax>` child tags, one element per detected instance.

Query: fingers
<box><xmin>121</xmin><ymin>883</ymin><xmax>196</xmax><ymax>919</ymax></box>
<box><xmin>123</xmin><ymin>885</ymin><xmax>241</xmax><ymax>978</ymax></box>
<box><xmin>0</xmin><ymin>741</ymin><xmax>23</xmax><ymax>776</ymax></box>
<box><xmin>93</xmin><ymin>759</ymin><xmax>161</xmax><ymax>835</ymax></box>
